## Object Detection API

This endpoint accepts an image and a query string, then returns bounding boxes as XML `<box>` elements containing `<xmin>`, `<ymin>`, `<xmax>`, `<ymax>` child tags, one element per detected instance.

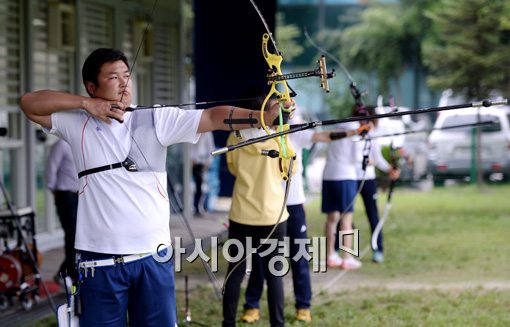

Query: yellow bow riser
<box><xmin>276</xmin><ymin>123</ymin><xmax>296</xmax><ymax>181</ymax></box>
<box><xmin>260</xmin><ymin>93</ymin><xmax>296</xmax><ymax>180</ymax></box>
<box><xmin>260</xmin><ymin>33</ymin><xmax>296</xmax><ymax>180</ymax></box>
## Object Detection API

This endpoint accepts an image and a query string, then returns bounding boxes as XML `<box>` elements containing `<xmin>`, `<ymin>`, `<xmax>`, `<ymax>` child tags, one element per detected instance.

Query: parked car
<box><xmin>427</xmin><ymin>106</ymin><xmax>510</xmax><ymax>185</ymax></box>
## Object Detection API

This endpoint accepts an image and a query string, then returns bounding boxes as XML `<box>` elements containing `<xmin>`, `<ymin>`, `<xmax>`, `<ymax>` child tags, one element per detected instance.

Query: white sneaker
<box><xmin>341</xmin><ymin>256</ymin><xmax>362</xmax><ymax>270</ymax></box>
<box><xmin>327</xmin><ymin>253</ymin><xmax>343</xmax><ymax>268</ymax></box>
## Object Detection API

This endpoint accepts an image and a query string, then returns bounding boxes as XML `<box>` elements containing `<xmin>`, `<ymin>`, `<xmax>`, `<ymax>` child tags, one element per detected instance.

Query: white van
<box><xmin>427</xmin><ymin>106</ymin><xmax>510</xmax><ymax>185</ymax></box>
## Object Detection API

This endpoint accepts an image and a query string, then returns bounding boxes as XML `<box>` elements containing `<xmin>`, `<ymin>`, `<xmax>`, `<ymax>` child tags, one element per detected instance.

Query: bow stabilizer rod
<box><xmin>211</xmin><ymin>99</ymin><xmax>508</xmax><ymax>155</ymax></box>
<box><xmin>365</xmin><ymin>120</ymin><xmax>498</xmax><ymax>140</ymax></box>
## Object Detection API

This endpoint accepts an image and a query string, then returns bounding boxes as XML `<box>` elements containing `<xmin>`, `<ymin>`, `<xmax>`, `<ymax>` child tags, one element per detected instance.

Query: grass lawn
<box><xmin>30</xmin><ymin>184</ymin><xmax>510</xmax><ymax>326</ymax></box>
<box><xmin>307</xmin><ymin>183</ymin><xmax>510</xmax><ymax>284</ymax></box>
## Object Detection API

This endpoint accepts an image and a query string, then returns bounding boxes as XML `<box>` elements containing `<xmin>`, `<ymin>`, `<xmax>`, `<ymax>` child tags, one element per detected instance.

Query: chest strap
<box><xmin>78</xmin><ymin>158</ymin><xmax>138</xmax><ymax>178</ymax></box>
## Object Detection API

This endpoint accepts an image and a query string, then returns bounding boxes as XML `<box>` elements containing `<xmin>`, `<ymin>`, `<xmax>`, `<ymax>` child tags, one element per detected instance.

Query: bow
<box><xmin>371</xmin><ymin>141</ymin><xmax>399</xmax><ymax>251</ymax></box>
<box><xmin>303</xmin><ymin>28</ymin><xmax>371</xmax><ymax>136</ymax></box>
<box><xmin>249</xmin><ymin>0</ymin><xmax>334</xmax><ymax>180</ymax></box>
<box><xmin>220</xmin><ymin>0</ymin><xmax>304</xmax><ymax>294</ymax></box>
<box><xmin>212</xmin><ymin>24</ymin><xmax>509</xmax><ymax>154</ymax></box>
<box><xmin>303</xmin><ymin>30</ymin><xmax>379</xmax><ymax>269</ymax></box>
<box><xmin>368</xmin><ymin>116</ymin><xmax>498</xmax><ymax>251</ymax></box>
<box><xmin>221</xmin><ymin>0</ymin><xmax>335</xmax><ymax>295</ymax></box>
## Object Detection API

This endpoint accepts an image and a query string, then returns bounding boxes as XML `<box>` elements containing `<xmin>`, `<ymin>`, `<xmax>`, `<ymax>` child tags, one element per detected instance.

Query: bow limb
<box><xmin>371</xmin><ymin>142</ymin><xmax>398</xmax><ymax>251</ymax></box>
<box><xmin>370</xmin><ymin>196</ymin><xmax>391</xmax><ymax>251</ymax></box>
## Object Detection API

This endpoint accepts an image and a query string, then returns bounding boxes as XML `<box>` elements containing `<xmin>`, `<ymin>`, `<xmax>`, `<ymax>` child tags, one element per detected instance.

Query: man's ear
<box><xmin>85</xmin><ymin>81</ymin><xmax>96</xmax><ymax>96</ymax></box>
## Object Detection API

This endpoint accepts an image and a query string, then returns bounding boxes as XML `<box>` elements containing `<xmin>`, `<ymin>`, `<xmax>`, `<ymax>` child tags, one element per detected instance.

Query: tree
<box><xmin>308</xmin><ymin>0</ymin><xmax>435</xmax><ymax>116</ymax></box>
<box><xmin>340</xmin><ymin>4</ymin><xmax>405</xmax><ymax>96</ymax></box>
<box><xmin>422</xmin><ymin>0</ymin><xmax>510</xmax><ymax>187</ymax></box>
<box><xmin>422</xmin><ymin>0</ymin><xmax>510</xmax><ymax>98</ymax></box>
<box><xmin>276</xmin><ymin>13</ymin><xmax>304</xmax><ymax>63</ymax></box>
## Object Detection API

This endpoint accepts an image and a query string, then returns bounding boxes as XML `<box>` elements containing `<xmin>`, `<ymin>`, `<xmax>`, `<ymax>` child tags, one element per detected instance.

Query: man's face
<box><xmin>86</xmin><ymin>60</ymin><xmax>132</xmax><ymax>106</ymax></box>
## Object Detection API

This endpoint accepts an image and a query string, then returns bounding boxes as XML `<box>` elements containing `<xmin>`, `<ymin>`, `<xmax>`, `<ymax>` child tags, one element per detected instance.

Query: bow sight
<box><xmin>266</xmin><ymin>55</ymin><xmax>336</xmax><ymax>93</ymax></box>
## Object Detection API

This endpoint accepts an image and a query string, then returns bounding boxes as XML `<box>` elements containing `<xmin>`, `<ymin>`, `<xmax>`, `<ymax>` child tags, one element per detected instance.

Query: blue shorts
<box><xmin>78</xmin><ymin>249</ymin><xmax>176</xmax><ymax>326</ymax></box>
<box><xmin>321</xmin><ymin>180</ymin><xmax>357</xmax><ymax>213</ymax></box>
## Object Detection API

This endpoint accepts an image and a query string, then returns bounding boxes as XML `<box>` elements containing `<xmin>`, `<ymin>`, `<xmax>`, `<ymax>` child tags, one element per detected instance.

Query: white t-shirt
<box><xmin>49</xmin><ymin>107</ymin><xmax>203</xmax><ymax>254</ymax></box>
<box><xmin>191</xmin><ymin>131</ymin><xmax>215</xmax><ymax>165</ymax></box>
<box><xmin>285</xmin><ymin>129</ymin><xmax>314</xmax><ymax>205</ymax></box>
<box><xmin>322</xmin><ymin>122</ymin><xmax>358</xmax><ymax>181</ymax></box>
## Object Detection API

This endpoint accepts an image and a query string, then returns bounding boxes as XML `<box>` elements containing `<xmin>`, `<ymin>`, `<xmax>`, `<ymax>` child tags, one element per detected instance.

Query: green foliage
<box><xmin>304</xmin><ymin>0</ymin><xmax>510</xmax><ymax>105</ymax></box>
<box><xmin>324</xmin><ymin>80</ymin><xmax>356</xmax><ymax>119</ymax></box>
<box><xmin>422</xmin><ymin>0</ymin><xmax>510</xmax><ymax>98</ymax></box>
<box><xmin>501</xmin><ymin>1</ymin><xmax>510</xmax><ymax>29</ymax></box>
<box><xmin>275</xmin><ymin>13</ymin><xmax>304</xmax><ymax>63</ymax></box>
<box><xmin>340</xmin><ymin>4</ymin><xmax>405</xmax><ymax>94</ymax></box>
<box><xmin>309</xmin><ymin>1</ymin><xmax>434</xmax><ymax>105</ymax></box>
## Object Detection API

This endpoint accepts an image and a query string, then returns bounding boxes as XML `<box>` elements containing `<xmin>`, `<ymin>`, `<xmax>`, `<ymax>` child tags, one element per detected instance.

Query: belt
<box><xmin>78</xmin><ymin>252</ymin><xmax>153</xmax><ymax>269</ymax></box>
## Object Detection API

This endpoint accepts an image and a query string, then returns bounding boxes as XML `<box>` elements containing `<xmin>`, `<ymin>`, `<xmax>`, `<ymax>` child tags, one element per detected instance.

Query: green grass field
<box><xmin>173</xmin><ymin>184</ymin><xmax>510</xmax><ymax>326</ymax></box>
<box><xmin>32</xmin><ymin>184</ymin><xmax>510</xmax><ymax>326</ymax></box>
<box><xmin>308</xmin><ymin>183</ymin><xmax>510</xmax><ymax>284</ymax></box>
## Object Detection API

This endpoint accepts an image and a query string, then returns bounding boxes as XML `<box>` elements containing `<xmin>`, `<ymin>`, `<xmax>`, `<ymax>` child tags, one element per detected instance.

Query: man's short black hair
<box><xmin>82</xmin><ymin>48</ymin><xmax>130</xmax><ymax>95</ymax></box>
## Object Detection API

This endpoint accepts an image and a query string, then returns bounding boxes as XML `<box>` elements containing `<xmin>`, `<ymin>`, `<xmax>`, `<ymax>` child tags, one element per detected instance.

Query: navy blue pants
<box><xmin>244</xmin><ymin>204</ymin><xmax>312</xmax><ymax>310</ymax></box>
<box><xmin>359</xmin><ymin>179</ymin><xmax>383</xmax><ymax>252</ymax></box>
<box><xmin>192</xmin><ymin>163</ymin><xmax>205</xmax><ymax>214</ymax></box>
<box><xmin>78</xmin><ymin>250</ymin><xmax>176</xmax><ymax>326</ymax></box>
<box><xmin>223</xmin><ymin>220</ymin><xmax>287</xmax><ymax>327</ymax></box>
<box><xmin>54</xmin><ymin>190</ymin><xmax>78</xmax><ymax>279</ymax></box>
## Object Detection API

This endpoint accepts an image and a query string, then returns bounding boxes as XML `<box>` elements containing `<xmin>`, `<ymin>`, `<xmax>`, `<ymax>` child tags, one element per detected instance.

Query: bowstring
<box><xmin>115</xmin><ymin>0</ymin><xmax>223</xmax><ymax>297</ymax></box>
<box><xmin>220</xmin><ymin>0</ymin><xmax>295</xmax><ymax>291</ymax></box>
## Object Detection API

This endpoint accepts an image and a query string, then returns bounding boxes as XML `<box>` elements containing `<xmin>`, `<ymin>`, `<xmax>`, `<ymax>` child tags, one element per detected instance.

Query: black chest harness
<box><xmin>78</xmin><ymin>109</ymin><xmax>167</xmax><ymax>178</ymax></box>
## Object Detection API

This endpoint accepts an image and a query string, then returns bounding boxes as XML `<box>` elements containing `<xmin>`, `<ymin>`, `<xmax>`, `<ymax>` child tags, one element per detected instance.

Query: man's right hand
<box><xmin>82</xmin><ymin>98</ymin><xmax>126</xmax><ymax>124</ymax></box>
<box><xmin>267</xmin><ymin>100</ymin><xmax>295</xmax><ymax>127</ymax></box>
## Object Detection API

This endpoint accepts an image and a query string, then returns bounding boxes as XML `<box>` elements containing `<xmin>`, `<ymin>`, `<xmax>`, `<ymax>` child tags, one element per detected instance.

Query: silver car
<box><xmin>427</xmin><ymin>107</ymin><xmax>510</xmax><ymax>185</ymax></box>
